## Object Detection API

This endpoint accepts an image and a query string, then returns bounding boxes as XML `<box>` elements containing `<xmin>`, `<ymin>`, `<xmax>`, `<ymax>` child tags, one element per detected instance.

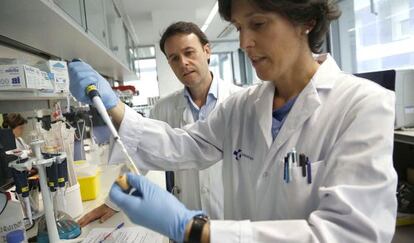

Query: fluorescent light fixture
<box><xmin>201</xmin><ymin>1</ymin><xmax>218</xmax><ymax>32</ymax></box>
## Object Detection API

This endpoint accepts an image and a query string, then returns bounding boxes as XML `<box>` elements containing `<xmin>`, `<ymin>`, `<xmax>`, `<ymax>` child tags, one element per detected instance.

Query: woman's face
<box><xmin>231</xmin><ymin>0</ymin><xmax>309</xmax><ymax>82</ymax></box>
<box><xmin>13</xmin><ymin>124</ymin><xmax>25</xmax><ymax>137</ymax></box>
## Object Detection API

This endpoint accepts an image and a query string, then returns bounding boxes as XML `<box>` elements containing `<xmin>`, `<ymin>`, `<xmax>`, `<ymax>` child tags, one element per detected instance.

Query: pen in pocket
<box><xmin>306</xmin><ymin>157</ymin><xmax>312</xmax><ymax>184</ymax></box>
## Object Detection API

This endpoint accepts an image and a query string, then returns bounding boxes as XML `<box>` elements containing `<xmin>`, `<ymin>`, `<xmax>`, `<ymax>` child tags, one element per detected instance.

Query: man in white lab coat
<box><xmin>146</xmin><ymin>21</ymin><xmax>242</xmax><ymax>218</ymax></box>
<box><xmin>77</xmin><ymin>21</ymin><xmax>241</xmax><ymax>227</ymax></box>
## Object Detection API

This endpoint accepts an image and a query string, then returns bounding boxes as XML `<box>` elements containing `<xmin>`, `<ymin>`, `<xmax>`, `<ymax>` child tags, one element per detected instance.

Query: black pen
<box><xmin>299</xmin><ymin>154</ymin><xmax>306</xmax><ymax>177</ymax></box>
<box><xmin>306</xmin><ymin>157</ymin><xmax>312</xmax><ymax>184</ymax></box>
<box><xmin>286</xmin><ymin>155</ymin><xmax>291</xmax><ymax>183</ymax></box>
<box><xmin>283</xmin><ymin>156</ymin><xmax>288</xmax><ymax>182</ymax></box>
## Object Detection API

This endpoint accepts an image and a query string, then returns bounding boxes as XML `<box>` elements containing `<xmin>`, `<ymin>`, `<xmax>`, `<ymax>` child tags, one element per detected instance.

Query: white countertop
<box><xmin>27</xmin><ymin>163</ymin><xmax>168</xmax><ymax>242</ymax></box>
<box><xmin>79</xmin><ymin>164</ymin><xmax>168</xmax><ymax>242</ymax></box>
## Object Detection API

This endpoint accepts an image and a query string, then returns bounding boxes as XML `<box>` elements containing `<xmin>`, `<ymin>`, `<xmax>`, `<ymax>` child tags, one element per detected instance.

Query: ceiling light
<box><xmin>201</xmin><ymin>1</ymin><xmax>218</xmax><ymax>32</ymax></box>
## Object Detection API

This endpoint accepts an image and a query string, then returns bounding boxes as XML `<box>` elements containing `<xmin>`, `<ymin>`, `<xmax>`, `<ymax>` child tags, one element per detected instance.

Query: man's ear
<box><xmin>204</xmin><ymin>43</ymin><xmax>212</xmax><ymax>57</ymax></box>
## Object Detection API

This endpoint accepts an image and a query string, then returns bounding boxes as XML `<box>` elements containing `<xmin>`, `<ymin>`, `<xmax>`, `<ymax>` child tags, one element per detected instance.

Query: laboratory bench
<box><xmin>394</xmin><ymin>130</ymin><xmax>414</xmax><ymax>146</ymax></box>
<box><xmin>392</xmin><ymin>225</ymin><xmax>414</xmax><ymax>243</ymax></box>
<box><xmin>392</xmin><ymin>130</ymin><xmax>414</xmax><ymax>243</ymax></box>
<box><xmin>393</xmin><ymin>130</ymin><xmax>414</xmax><ymax>180</ymax></box>
<box><xmin>26</xmin><ymin>164</ymin><xmax>168</xmax><ymax>242</ymax></box>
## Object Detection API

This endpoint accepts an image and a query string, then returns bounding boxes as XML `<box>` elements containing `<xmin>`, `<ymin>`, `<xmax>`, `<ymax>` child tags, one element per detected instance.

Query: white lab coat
<box><xmin>148</xmin><ymin>77</ymin><xmax>242</xmax><ymax>219</ymax></box>
<box><xmin>15</xmin><ymin>137</ymin><xmax>30</xmax><ymax>151</ymax></box>
<box><xmin>119</xmin><ymin>55</ymin><xmax>397</xmax><ymax>242</ymax></box>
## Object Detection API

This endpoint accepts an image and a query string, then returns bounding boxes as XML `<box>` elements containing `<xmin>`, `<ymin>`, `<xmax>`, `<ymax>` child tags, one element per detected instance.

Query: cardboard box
<box><xmin>39</xmin><ymin>71</ymin><xmax>55</xmax><ymax>90</ymax></box>
<box><xmin>37</xmin><ymin>60</ymin><xmax>70</xmax><ymax>93</ymax></box>
<box><xmin>0</xmin><ymin>64</ymin><xmax>41</xmax><ymax>90</ymax></box>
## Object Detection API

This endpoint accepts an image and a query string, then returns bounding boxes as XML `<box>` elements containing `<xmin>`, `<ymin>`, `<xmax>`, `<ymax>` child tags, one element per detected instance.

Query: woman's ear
<box><xmin>303</xmin><ymin>20</ymin><xmax>316</xmax><ymax>35</ymax></box>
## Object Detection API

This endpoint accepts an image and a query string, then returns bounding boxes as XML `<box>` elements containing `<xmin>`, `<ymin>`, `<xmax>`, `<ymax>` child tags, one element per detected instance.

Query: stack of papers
<box><xmin>82</xmin><ymin>226</ymin><xmax>164</xmax><ymax>243</ymax></box>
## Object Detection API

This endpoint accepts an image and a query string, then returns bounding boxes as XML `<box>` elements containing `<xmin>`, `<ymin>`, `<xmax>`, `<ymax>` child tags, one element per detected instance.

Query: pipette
<box><xmin>11</xmin><ymin>161</ymin><xmax>32</xmax><ymax>226</ymax></box>
<box><xmin>85</xmin><ymin>84</ymin><xmax>140</xmax><ymax>175</ymax></box>
<box><xmin>8</xmin><ymin>154</ymin><xmax>33</xmax><ymax>227</ymax></box>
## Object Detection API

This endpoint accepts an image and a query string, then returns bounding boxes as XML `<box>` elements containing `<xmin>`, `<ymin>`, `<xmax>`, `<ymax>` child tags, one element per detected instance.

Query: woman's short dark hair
<box><xmin>2</xmin><ymin>113</ymin><xmax>27</xmax><ymax>130</ymax></box>
<box><xmin>159</xmin><ymin>21</ymin><xmax>210</xmax><ymax>56</ymax></box>
<box><xmin>218</xmin><ymin>0</ymin><xmax>341</xmax><ymax>53</ymax></box>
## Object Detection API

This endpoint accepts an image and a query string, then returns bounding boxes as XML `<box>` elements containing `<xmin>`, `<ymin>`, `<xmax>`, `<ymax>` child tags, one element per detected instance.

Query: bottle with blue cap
<box><xmin>0</xmin><ymin>191</ymin><xmax>27</xmax><ymax>242</ymax></box>
<box><xmin>6</xmin><ymin>230</ymin><xmax>24</xmax><ymax>243</ymax></box>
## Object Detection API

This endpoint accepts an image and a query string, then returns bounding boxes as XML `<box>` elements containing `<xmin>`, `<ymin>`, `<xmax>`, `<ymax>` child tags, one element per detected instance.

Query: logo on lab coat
<box><xmin>233</xmin><ymin>149</ymin><xmax>253</xmax><ymax>161</ymax></box>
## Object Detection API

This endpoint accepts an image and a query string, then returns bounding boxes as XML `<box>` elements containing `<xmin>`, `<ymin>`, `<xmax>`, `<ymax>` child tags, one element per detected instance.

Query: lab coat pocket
<box><xmin>281</xmin><ymin>160</ymin><xmax>326</xmax><ymax>218</ymax></box>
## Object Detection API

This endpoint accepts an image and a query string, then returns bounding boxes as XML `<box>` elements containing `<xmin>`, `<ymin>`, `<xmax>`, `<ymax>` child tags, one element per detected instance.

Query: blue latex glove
<box><xmin>68</xmin><ymin>61</ymin><xmax>119</xmax><ymax>109</ymax></box>
<box><xmin>109</xmin><ymin>173</ymin><xmax>202</xmax><ymax>242</ymax></box>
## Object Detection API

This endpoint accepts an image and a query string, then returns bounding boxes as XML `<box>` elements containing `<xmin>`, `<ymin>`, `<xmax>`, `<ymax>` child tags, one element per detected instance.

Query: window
<box><xmin>210</xmin><ymin>52</ymin><xmax>234</xmax><ymax>83</ymax></box>
<box><xmin>124</xmin><ymin>46</ymin><xmax>159</xmax><ymax>107</ymax></box>
<box><xmin>210</xmin><ymin>40</ymin><xmax>260</xmax><ymax>86</ymax></box>
<box><xmin>332</xmin><ymin>0</ymin><xmax>414</xmax><ymax>73</ymax></box>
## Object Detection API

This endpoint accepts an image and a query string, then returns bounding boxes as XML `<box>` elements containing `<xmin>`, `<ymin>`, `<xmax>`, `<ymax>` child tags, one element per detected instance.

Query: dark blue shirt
<box><xmin>271</xmin><ymin>97</ymin><xmax>297</xmax><ymax>140</ymax></box>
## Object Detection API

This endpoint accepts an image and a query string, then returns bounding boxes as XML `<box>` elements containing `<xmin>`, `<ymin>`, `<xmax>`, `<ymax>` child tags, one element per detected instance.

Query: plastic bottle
<box><xmin>6</xmin><ymin>230</ymin><xmax>24</xmax><ymax>243</ymax></box>
<box><xmin>0</xmin><ymin>192</ymin><xmax>27</xmax><ymax>243</ymax></box>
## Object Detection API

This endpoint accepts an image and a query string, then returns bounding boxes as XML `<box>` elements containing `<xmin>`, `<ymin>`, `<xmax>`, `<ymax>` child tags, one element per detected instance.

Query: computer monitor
<box><xmin>0</xmin><ymin>128</ymin><xmax>16</xmax><ymax>190</ymax></box>
<box><xmin>354</xmin><ymin>70</ymin><xmax>396</xmax><ymax>91</ymax></box>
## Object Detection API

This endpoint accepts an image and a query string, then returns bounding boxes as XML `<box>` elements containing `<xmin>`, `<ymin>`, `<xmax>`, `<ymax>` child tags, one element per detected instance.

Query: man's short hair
<box><xmin>159</xmin><ymin>21</ymin><xmax>210</xmax><ymax>56</ymax></box>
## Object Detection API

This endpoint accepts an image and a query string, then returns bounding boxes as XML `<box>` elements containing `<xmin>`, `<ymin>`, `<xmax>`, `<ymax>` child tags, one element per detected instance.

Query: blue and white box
<box><xmin>0</xmin><ymin>64</ymin><xmax>41</xmax><ymax>90</ymax></box>
<box><xmin>37</xmin><ymin>60</ymin><xmax>70</xmax><ymax>93</ymax></box>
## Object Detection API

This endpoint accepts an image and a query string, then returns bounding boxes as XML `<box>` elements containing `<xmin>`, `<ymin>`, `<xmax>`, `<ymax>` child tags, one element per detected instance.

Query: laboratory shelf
<box><xmin>0</xmin><ymin>90</ymin><xmax>69</xmax><ymax>113</ymax></box>
<box><xmin>0</xmin><ymin>90</ymin><xmax>68</xmax><ymax>101</ymax></box>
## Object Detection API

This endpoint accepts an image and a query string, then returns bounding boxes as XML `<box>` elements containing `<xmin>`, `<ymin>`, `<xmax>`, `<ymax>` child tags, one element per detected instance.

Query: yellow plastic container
<box><xmin>74</xmin><ymin>160</ymin><xmax>100</xmax><ymax>201</ymax></box>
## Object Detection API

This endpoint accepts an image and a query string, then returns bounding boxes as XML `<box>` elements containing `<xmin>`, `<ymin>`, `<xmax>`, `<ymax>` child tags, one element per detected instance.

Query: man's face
<box><xmin>164</xmin><ymin>33</ymin><xmax>211</xmax><ymax>88</ymax></box>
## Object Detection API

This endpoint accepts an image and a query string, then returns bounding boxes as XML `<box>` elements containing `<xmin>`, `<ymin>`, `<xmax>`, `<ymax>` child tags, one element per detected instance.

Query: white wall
<box><xmin>154</xmin><ymin>45</ymin><xmax>183</xmax><ymax>97</ymax></box>
<box><xmin>132</xmin><ymin>7</ymin><xmax>233</xmax><ymax>97</ymax></box>
<box><xmin>150</xmin><ymin>9</ymin><xmax>204</xmax><ymax>97</ymax></box>
<box><xmin>133</xmin><ymin>19</ymin><xmax>155</xmax><ymax>45</ymax></box>
<box><xmin>132</xmin><ymin>16</ymin><xmax>180</xmax><ymax>97</ymax></box>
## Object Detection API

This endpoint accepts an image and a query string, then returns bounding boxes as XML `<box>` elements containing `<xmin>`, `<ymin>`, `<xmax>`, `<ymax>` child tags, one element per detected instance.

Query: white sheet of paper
<box><xmin>82</xmin><ymin>226</ymin><xmax>163</xmax><ymax>243</ymax></box>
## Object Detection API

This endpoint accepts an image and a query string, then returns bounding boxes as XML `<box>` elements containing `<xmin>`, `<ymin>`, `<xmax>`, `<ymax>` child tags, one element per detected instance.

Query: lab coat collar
<box><xmin>254</xmin><ymin>82</ymin><xmax>275</xmax><ymax>148</ymax></box>
<box><xmin>253</xmin><ymin>53</ymin><xmax>341</xmax><ymax>149</ymax></box>
<box><xmin>181</xmin><ymin>72</ymin><xmax>223</xmax><ymax>125</ymax></box>
<box><xmin>183</xmin><ymin>72</ymin><xmax>218</xmax><ymax>109</ymax></box>
<box><xmin>213</xmin><ymin>74</ymin><xmax>229</xmax><ymax>103</ymax></box>
<box><xmin>272</xmin><ymin>80</ymin><xmax>321</xmax><ymax>151</ymax></box>
<box><xmin>254</xmin><ymin>81</ymin><xmax>322</xmax><ymax>151</ymax></box>
<box><xmin>176</xmin><ymin>91</ymin><xmax>194</xmax><ymax>125</ymax></box>
<box><xmin>183</xmin><ymin>106</ymin><xmax>195</xmax><ymax>124</ymax></box>
<box><xmin>176</xmin><ymin>90</ymin><xmax>188</xmax><ymax>110</ymax></box>
<box><xmin>312</xmin><ymin>53</ymin><xmax>341</xmax><ymax>89</ymax></box>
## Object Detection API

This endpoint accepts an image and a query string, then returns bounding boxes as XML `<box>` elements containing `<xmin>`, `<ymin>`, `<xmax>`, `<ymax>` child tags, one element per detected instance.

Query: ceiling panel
<box><xmin>121</xmin><ymin>0</ymin><xmax>232</xmax><ymax>45</ymax></box>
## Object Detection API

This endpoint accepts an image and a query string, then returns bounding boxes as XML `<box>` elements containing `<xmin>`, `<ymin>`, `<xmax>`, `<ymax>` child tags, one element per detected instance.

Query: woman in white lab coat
<box><xmin>68</xmin><ymin>0</ymin><xmax>397</xmax><ymax>242</ymax></box>
<box><xmin>2</xmin><ymin>113</ymin><xmax>30</xmax><ymax>151</ymax></box>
